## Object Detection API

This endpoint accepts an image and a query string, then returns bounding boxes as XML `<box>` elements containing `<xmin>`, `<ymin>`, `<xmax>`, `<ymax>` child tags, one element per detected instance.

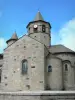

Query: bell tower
<box><xmin>26</xmin><ymin>11</ymin><xmax>51</xmax><ymax>46</ymax></box>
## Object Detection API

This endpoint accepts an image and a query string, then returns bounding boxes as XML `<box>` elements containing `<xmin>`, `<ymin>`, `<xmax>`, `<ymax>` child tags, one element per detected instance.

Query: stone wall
<box><xmin>1</xmin><ymin>35</ymin><xmax>45</xmax><ymax>91</ymax></box>
<box><xmin>54</xmin><ymin>53</ymin><xmax>75</xmax><ymax>90</ymax></box>
<box><xmin>0</xmin><ymin>91</ymin><xmax>75</xmax><ymax>100</ymax></box>
<box><xmin>47</xmin><ymin>57</ymin><xmax>63</xmax><ymax>90</ymax></box>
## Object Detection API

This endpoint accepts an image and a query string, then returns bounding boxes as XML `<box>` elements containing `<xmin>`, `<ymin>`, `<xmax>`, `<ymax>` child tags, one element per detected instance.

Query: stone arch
<box><xmin>63</xmin><ymin>60</ymin><xmax>71</xmax><ymax>72</ymax></box>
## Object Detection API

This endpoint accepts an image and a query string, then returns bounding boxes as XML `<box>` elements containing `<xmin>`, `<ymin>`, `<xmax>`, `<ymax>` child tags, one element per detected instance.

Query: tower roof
<box><xmin>6</xmin><ymin>32</ymin><xmax>18</xmax><ymax>44</ymax></box>
<box><xmin>34</xmin><ymin>11</ymin><xmax>44</xmax><ymax>21</ymax></box>
<box><xmin>11</xmin><ymin>32</ymin><xmax>18</xmax><ymax>40</ymax></box>
<box><xmin>26</xmin><ymin>11</ymin><xmax>51</xmax><ymax>28</ymax></box>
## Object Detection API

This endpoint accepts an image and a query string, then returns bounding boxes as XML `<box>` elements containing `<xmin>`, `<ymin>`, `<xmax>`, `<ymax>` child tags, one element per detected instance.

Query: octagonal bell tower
<box><xmin>26</xmin><ymin>11</ymin><xmax>51</xmax><ymax>46</ymax></box>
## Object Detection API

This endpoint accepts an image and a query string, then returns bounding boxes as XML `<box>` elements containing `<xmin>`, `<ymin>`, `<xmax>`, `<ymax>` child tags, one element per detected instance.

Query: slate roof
<box><xmin>34</xmin><ymin>11</ymin><xmax>44</xmax><ymax>21</ymax></box>
<box><xmin>11</xmin><ymin>32</ymin><xmax>18</xmax><ymax>40</ymax></box>
<box><xmin>26</xmin><ymin>11</ymin><xmax>51</xmax><ymax>28</ymax></box>
<box><xmin>6</xmin><ymin>32</ymin><xmax>18</xmax><ymax>43</ymax></box>
<box><xmin>49</xmin><ymin>45</ymin><xmax>75</xmax><ymax>54</ymax></box>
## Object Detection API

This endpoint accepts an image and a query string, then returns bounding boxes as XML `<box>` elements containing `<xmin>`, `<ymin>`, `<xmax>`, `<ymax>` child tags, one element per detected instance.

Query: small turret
<box><xmin>6</xmin><ymin>32</ymin><xmax>18</xmax><ymax>46</ymax></box>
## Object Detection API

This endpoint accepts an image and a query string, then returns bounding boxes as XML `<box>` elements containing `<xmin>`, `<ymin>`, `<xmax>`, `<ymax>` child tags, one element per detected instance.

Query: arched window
<box><xmin>34</xmin><ymin>27</ymin><xmax>38</xmax><ymax>33</ymax></box>
<box><xmin>33</xmin><ymin>25</ymin><xmax>38</xmax><ymax>33</ymax></box>
<box><xmin>48</xmin><ymin>65</ymin><xmax>52</xmax><ymax>72</ymax></box>
<box><xmin>22</xmin><ymin>59</ymin><xmax>28</xmax><ymax>74</ymax></box>
<box><xmin>65</xmin><ymin>64</ymin><xmax>68</xmax><ymax>71</ymax></box>
<box><xmin>0</xmin><ymin>65</ymin><xmax>2</xmax><ymax>83</ymax></box>
<box><xmin>63</xmin><ymin>60</ymin><xmax>71</xmax><ymax>72</ymax></box>
<box><xmin>42</xmin><ymin>25</ymin><xmax>46</xmax><ymax>32</ymax></box>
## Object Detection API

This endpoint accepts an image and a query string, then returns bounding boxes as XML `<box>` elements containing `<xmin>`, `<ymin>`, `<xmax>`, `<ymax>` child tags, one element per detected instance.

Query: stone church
<box><xmin>0</xmin><ymin>11</ymin><xmax>75</xmax><ymax>92</ymax></box>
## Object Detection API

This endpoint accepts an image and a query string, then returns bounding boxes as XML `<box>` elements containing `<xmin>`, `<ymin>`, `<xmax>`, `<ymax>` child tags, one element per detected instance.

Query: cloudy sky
<box><xmin>0</xmin><ymin>0</ymin><xmax>75</xmax><ymax>53</ymax></box>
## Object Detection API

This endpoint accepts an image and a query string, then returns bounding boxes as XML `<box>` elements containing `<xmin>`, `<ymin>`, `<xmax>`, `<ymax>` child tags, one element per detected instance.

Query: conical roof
<box><xmin>6</xmin><ymin>32</ymin><xmax>18</xmax><ymax>44</ymax></box>
<box><xmin>26</xmin><ymin>11</ymin><xmax>51</xmax><ymax>28</ymax></box>
<box><xmin>11</xmin><ymin>32</ymin><xmax>18</xmax><ymax>40</ymax></box>
<box><xmin>34</xmin><ymin>11</ymin><xmax>44</xmax><ymax>21</ymax></box>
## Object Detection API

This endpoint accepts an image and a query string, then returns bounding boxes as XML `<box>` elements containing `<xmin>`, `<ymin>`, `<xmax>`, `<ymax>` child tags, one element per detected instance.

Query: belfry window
<box><xmin>34</xmin><ymin>27</ymin><xmax>38</xmax><ymax>33</ymax></box>
<box><xmin>48</xmin><ymin>65</ymin><xmax>52</xmax><ymax>72</ymax></box>
<box><xmin>42</xmin><ymin>25</ymin><xmax>46</xmax><ymax>32</ymax></box>
<box><xmin>22</xmin><ymin>59</ymin><xmax>28</xmax><ymax>74</ymax></box>
<box><xmin>33</xmin><ymin>25</ymin><xmax>38</xmax><ymax>33</ymax></box>
<box><xmin>65</xmin><ymin>64</ymin><xmax>68</xmax><ymax>71</ymax></box>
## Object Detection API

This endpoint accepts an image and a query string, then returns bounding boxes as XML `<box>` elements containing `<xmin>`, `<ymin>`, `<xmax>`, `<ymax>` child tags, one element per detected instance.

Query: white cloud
<box><xmin>59</xmin><ymin>18</ymin><xmax>75</xmax><ymax>51</ymax></box>
<box><xmin>52</xmin><ymin>18</ymin><xmax>75</xmax><ymax>51</ymax></box>
<box><xmin>0</xmin><ymin>38</ymin><xmax>7</xmax><ymax>53</ymax></box>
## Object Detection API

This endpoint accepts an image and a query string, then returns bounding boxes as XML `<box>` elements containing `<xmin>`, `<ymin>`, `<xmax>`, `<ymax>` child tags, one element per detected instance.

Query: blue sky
<box><xmin>0</xmin><ymin>0</ymin><xmax>75</xmax><ymax>53</ymax></box>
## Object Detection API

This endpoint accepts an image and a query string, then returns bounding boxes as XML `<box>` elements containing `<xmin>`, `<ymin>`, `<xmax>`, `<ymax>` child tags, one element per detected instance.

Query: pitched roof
<box><xmin>49</xmin><ymin>45</ymin><xmax>75</xmax><ymax>53</ymax></box>
<box><xmin>34</xmin><ymin>11</ymin><xmax>44</xmax><ymax>21</ymax></box>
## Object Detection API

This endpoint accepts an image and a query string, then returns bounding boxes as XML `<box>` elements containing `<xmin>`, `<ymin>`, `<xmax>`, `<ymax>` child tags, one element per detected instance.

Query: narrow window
<box><xmin>0</xmin><ymin>69</ymin><xmax>2</xmax><ymax>83</ymax></box>
<box><xmin>42</xmin><ymin>25</ymin><xmax>46</xmax><ymax>32</ymax></box>
<box><xmin>0</xmin><ymin>65</ymin><xmax>2</xmax><ymax>83</ymax></box>
<box><xmin>34</xmin><ymin>27</ymin><xmax>38</xmax><ymax>33</ymax></box>
<box><xmin>22</xmin><ymin>59</ymin><xmax>28</xmax><ymax>74</ymax></box>
<box><xmin>48</xmin><ymin>65</ymin><xmax>52</xmax><ymax>72</ymax></box>
<box><xmin>65</xmin><ymin>64</ymin><xmax>68</xmax><ymax>71</ymax></box>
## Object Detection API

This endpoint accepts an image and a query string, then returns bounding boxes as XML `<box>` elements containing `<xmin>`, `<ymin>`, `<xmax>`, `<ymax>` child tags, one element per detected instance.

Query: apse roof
<box><xmin>49</xmin><ymin>45</ymin><xmax>75</xmax><ymax>54</ymax></box>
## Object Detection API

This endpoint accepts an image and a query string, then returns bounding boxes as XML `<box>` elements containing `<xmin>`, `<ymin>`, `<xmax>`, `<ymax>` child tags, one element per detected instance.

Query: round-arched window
<box><xmin>65</xmin><ymin>64</ymin><xmax>68</xmax><ymax>71</ymax></box>
<box><xmin>22</xmin><ymin>59</ymin><xmax>28</xmax><ymax>74</ymax></box>
<box><xmin>48</xmin><ymin>65</ymin><xmax>52</xmax><ymax>72</ymax></box>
